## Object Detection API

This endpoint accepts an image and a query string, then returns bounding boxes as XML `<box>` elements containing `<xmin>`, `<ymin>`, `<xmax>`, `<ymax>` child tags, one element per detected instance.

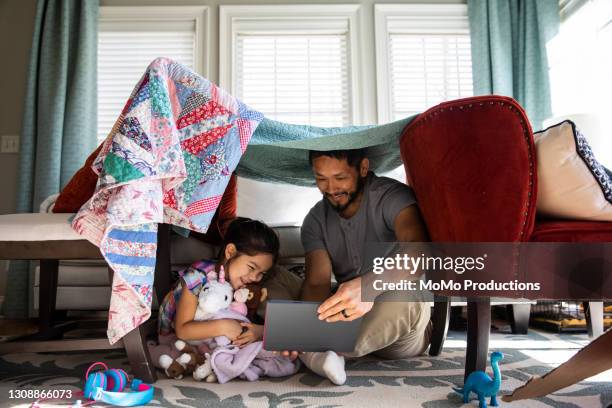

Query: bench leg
<box><xmin>429</xmin><ymin>295</ymin><xmax>450</xmax><ymax>356</ymax></box>
<box><xmin>583</xmin><ymin>301</ymin><xmax>604</xmax><ymax>338</ymax></box>
<box><xmin>508</xmin><ymin>304</ymin><xmax>530</xmax><ymax>335</ymax></box>
<box><xmin>465</xmin><ymin>298</ymin><xmax>490</xmax><ymax>381</ymax></box>
<box><xmin>123</xmin><ymin>320</ymin><xmax>157</xmax><ymax>383</ymax></box>
<box><xmin>108</xmin><ymin>266</ymin><xmax>158</xmax><ymax>383</ymax></box>
<box><xmin>37</xmin><ymin>260</ymin><xmax>63</xmax><ymax>340</ymax></box>
<box><xmin>105</xmin><ymin>224</ymin><xmax>171</xmax><ymax>383</ymax></box>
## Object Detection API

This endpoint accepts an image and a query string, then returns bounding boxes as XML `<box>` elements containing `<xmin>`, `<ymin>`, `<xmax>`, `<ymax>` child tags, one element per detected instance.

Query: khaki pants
<box><xmin>260</xmin><ymin>266</ymin><xmax>432</xmax><ymax>359</ymax></box>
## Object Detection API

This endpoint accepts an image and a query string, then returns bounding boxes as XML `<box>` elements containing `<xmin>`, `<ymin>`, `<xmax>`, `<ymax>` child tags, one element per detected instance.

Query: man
<box><xmin>263</xmin><ymin>149</ymin><xmax>432</xmax><ymax>385</ymax></box>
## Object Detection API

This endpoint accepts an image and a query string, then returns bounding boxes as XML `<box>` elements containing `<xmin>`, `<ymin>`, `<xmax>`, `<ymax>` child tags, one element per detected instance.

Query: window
<box><xmin>235</xmin><ymin>34</ymin><xmax>350</xmax><ymax>126</ymax></box>
<box><xmin>547</xmin><ymin>0</ymin><xmax>612</xmax><ymax>166</ymax></box>
<box><xmin>97</xmin><ymin>6</ymin><xmax>208</xmax><ymax>143</ymax></box>
<box><xmin>220</xmin><ymin>5</ymin><xmax>363</xmax><ymax>127</ymax></box>
<box><xmin>220</xmin><ymin>5</ymin><xmax>363</xmax><ymax>225</ymax></box>
<box><xmin>375</xmin><ymin>4</ymin><xmax>473</xmax><ymax>123</ymax></box>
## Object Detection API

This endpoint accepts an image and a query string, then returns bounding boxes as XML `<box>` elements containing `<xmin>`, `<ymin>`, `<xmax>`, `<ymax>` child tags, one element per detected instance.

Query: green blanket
<box><xmin>237</xmin><ymin>116</ymin><xmax>417</xmax><ymax>186</ymax></box>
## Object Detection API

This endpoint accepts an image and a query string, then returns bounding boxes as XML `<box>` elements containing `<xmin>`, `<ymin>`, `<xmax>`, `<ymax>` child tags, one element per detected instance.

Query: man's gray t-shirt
<box><xmin>301</xmin><ymin>172</ymin><xmax>417</xmax><ymax>283</ymax></box>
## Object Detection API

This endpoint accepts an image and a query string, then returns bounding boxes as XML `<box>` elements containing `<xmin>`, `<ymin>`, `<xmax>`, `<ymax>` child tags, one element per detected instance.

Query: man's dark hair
<box><xmin>308</xmin><ymin>149</ymin><xmax>366</xmax><ymax>171</ymax></box>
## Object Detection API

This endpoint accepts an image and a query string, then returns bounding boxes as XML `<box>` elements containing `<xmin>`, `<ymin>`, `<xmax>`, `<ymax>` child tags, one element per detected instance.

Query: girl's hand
<box><xmin>232</xmin><ymin>323</ymin><xmax>263</xmax><ymax>348</ymax></box>
<box><xmin>221</xmin><ymin>319</ymin><xmax>243</xmax><ymax>341</ymax></box>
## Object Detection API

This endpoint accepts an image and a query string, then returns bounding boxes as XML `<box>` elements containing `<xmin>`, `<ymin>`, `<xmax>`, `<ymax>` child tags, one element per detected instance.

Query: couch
<box><xmin>400</xmin><ymin>94</ymin><xmax>612</xmax><ymax>380</ymax></box>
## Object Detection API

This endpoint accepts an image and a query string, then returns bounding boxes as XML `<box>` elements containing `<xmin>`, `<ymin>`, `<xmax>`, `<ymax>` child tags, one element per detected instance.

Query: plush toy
<box><xmin>453</xmin><ymin>351</ymin><xmax>503</xmax><ymax>408</ymax></box>
<box><xmin>190</xmin><ymin>266</ymin><xmax>248</xmax><ymax>349</ymax></box>
<box><xmin>159</xmin><ymin>267</ymin><xmax>262</xmax><ymax>381</ymax></box>
<box><xmin>245</xmin><ymin>284</ymin><xmax>268</xmax><ymax>321</ymax></box>
<box><xmin>229</xmin><ymin>287</ymin><xmax>250</xmax><ymax>316</ymax></box>
<box><xmin>158</xmin><ymin>340</ymin><xmax>216</xmax><ymax>382</ymax></box>
<box><xmin>194</xmin><ymin>267</ymin><xmax>234</xmax><ymax>321</ymax></box>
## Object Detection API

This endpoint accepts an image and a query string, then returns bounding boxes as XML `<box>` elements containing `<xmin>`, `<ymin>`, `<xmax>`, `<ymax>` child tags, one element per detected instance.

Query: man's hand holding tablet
<box><xmin>317</xmin><ymin>276</ymin><xmax>373</xmax><ymax>322</ymax></box>
<box><xmin>266</xmin><ymin>277</ymin><xmax>371</xmax><ymax>355</ymax></box>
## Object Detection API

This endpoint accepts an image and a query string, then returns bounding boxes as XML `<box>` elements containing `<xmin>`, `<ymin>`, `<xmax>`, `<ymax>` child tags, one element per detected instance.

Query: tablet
<box><xmin>263</xmin><ymin>300</ymin><xmax>362</xmax><ymax>352</ymax></box>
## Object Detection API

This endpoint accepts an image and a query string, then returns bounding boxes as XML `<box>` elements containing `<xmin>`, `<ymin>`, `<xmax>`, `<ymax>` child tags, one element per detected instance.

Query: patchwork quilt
<box><xmin>72</xmin><ymin>58</ymin><xmax>263</xmax><ymax>344</ymax></box>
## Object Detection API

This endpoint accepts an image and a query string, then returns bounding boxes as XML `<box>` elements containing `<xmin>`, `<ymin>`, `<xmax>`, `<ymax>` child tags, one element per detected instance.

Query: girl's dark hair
<box><xmin>220</xmin><ymin>217</ymin><xmax>280</xmax><ymax>280</ymax></box>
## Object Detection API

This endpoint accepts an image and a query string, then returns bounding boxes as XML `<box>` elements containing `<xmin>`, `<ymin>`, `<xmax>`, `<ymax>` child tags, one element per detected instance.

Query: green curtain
<box><xmin>4</xmin><ymin>0</ymin><xmax>98</xmax><ymax>318</ymax></box>
<box><xmin>468</xmin><ymin>0</ymin><xmax>559</xmax><ymax>130</ymax></box>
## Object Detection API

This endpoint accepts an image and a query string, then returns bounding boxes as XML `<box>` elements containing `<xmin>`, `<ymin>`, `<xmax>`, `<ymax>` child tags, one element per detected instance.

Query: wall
<box><xmin>0</xmin><ymin>0</ymin><xmax>37</xmax><ymax>305</ymax></box>
<box><xmin>0</xmin><ymin>0</ymin><xmax>36</xmax><ymax>215</ymax></box>
<box><xmin>0</xmin><ymin>0</ymin><xmax>463</xmax><ymax>212</ymax></box>
<box><xmin>0</xmin><ymin>0</ymin><xmax>461</xmax><ymax>301</ymax></box>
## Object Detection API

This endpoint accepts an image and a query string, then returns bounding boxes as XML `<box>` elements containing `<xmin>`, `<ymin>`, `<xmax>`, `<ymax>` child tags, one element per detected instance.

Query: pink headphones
<box><xmin>30</xmin><ymin>362</ymin><xmax>153</xmax><ymax>407</ymax></box>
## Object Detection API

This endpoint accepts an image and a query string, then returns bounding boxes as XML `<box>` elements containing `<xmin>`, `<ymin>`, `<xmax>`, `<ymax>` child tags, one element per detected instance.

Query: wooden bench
<box><xmin>0</xmin><ymin>213</ymin><xmax>172</xmax><ymax>383</ymax></box>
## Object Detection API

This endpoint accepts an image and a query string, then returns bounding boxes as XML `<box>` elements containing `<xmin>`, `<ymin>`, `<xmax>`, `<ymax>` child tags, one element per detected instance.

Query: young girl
<box><xmin>157</xmin><ymin>217</ymin><xmax>280</xmax><ymax>350</ymax></box>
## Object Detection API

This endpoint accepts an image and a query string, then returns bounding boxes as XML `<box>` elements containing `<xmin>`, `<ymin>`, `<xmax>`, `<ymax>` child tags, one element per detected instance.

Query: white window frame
<box><xmin>99</xmin><ymin>6</ymin><xmax>210</xmax><ymax>77</ymax></box>
<box><xmin>219</xmin><ymin>4</ymin><xmax>364</xmax><ymax>124</ymax></box>
<box><xmin>374</xmin><ymin>4</ymin><xmax>471</xmax><ymax>124</ymax></box>
<box><xmin>560</xmin><ymin>0</ymin><xmax>590</xmax><ymax>21</ymax></box>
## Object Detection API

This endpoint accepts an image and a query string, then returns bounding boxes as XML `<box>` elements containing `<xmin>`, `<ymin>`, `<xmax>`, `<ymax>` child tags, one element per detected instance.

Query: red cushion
<box><xmin>53</xmin><ymin>145</ymin><xmax>103</xmax><ymax>213</ymax></box>
<box><xmin>189</xmin><ymin>173</ymin><xmax>237</xmax><ymax>245</ymax></box>
<box><xmin>531</xmin><ymin>219</ymin><xmax>612</xmax><ymax>242</ymax></box>
<box><xmin>525</xmin><ymin>219</ymin><xmax>612</xmax><ymax>299</ymax></box>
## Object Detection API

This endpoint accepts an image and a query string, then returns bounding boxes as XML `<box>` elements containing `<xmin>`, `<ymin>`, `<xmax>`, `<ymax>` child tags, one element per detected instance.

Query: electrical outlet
<box><xmin>0</xmin><ymin>135</ymin><xmax>20</xmax><ymax>153</ymax></box>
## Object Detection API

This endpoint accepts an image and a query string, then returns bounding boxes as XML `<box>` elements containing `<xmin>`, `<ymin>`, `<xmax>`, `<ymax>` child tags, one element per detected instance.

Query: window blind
<box><xmin>235</xmin><ymin>34</ymin><xmax>351</xmax><ymax>127</ymax></box>
<box><xmin>389</xmin><ymin>34</ymin><xmax>473</xmax><ymax>121</ymax></box>
<box><xmin>97</xmin><ymin>21</ymin><xmax>196</xmax><ymax>143</ymax></box>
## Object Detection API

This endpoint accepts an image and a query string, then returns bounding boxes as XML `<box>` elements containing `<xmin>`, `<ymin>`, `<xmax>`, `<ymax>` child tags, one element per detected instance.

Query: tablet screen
<box><xmin>263</xmin><ymin>300</ymin><xmax>362</xmax><ymax>352</ymax></box>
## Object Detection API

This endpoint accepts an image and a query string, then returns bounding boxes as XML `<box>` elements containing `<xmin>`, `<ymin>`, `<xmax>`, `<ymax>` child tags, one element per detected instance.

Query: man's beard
<box><xmin>325</xmin><ymin>176</ymin><xmax>366</xmax><ymax>213</ymax></box>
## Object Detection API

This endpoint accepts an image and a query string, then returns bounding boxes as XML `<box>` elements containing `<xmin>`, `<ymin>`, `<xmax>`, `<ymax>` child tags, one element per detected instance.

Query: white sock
<box><xmin>299</xmin><ymin>351</ymin><xmax>346</xmax><ymax>385</ymax></box>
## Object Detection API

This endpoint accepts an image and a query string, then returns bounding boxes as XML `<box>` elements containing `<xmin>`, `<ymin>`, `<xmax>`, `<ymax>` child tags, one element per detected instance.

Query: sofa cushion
<box><xmin>0</xmin><ymin>213</ymin><xmax>80</xmax><ymax>241</ymax></box>
<box><xmin>531</xmin><ymin>219</ymin><xmax>612</xmax><ymax>242</ymax></box>
<box><xmin>169</xmin><ymin>233</ymin><xmax>218</xmax><ymax>266</ymax></box>
<box><xmin>535</xmin><ymin>120</ymin><xmax>612</xmax><ymax>221</ymax></box>
<box><xmin>275</xmin><ymin>225</ymin><xmax>304</xmax><ymax>261</ymax></box>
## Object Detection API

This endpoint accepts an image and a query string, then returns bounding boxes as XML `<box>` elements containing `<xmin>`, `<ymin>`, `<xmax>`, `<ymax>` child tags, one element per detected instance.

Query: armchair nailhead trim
<box><xmin>407</xmin><ymin>98</ymin><xmax>537</xmax><ymax>241</ymax></box>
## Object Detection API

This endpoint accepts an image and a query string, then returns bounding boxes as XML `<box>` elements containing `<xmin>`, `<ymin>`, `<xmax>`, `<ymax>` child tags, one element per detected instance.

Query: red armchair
<box><xmin>399</xmin><ymin>95</ymin><xmax>612</xmax><ymax>380</ymax></box>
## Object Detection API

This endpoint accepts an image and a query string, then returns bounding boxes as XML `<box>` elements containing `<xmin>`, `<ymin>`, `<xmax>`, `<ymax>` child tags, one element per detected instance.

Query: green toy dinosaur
<box><xmin>453</xmin><ymin>351</ymin><xmax>504</xmax><ymax>408</ymax></box>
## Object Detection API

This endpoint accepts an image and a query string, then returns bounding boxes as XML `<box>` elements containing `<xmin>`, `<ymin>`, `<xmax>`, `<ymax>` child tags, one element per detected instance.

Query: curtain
<box><xmin>3</xmin><ymin>0</ymin><xmax>98</xmax><ymax>318</ymax></box>
<box><xmin>468</xmin><ymin>0</ymin><xmax>560</xmax><ymax>130</ymax></box>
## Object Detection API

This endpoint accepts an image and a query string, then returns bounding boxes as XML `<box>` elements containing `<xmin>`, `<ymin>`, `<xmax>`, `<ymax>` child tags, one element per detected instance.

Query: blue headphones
<box><xmin>83</xmin><ymin>362</ymin><xmax>154</xmax><ymax>407</ymax></box>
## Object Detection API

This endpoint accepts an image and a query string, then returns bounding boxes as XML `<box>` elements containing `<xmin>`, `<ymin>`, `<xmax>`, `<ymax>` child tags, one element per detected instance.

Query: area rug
<box><xmin>0</xmin><ymin>328</ymin><xmax>610</xmax><ymax>407</ymax></box>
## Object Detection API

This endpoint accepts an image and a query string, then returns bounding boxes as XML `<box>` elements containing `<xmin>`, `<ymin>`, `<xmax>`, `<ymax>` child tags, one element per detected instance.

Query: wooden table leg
<box><xmin>465</xmin><ymin>298</ymin><xmax>491</xmax><ymax>381</ymax></box>
<box><xmin>429</xmin><ymin>295</ymin><xmax>450</xmax><ymax>356</ymax></box>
